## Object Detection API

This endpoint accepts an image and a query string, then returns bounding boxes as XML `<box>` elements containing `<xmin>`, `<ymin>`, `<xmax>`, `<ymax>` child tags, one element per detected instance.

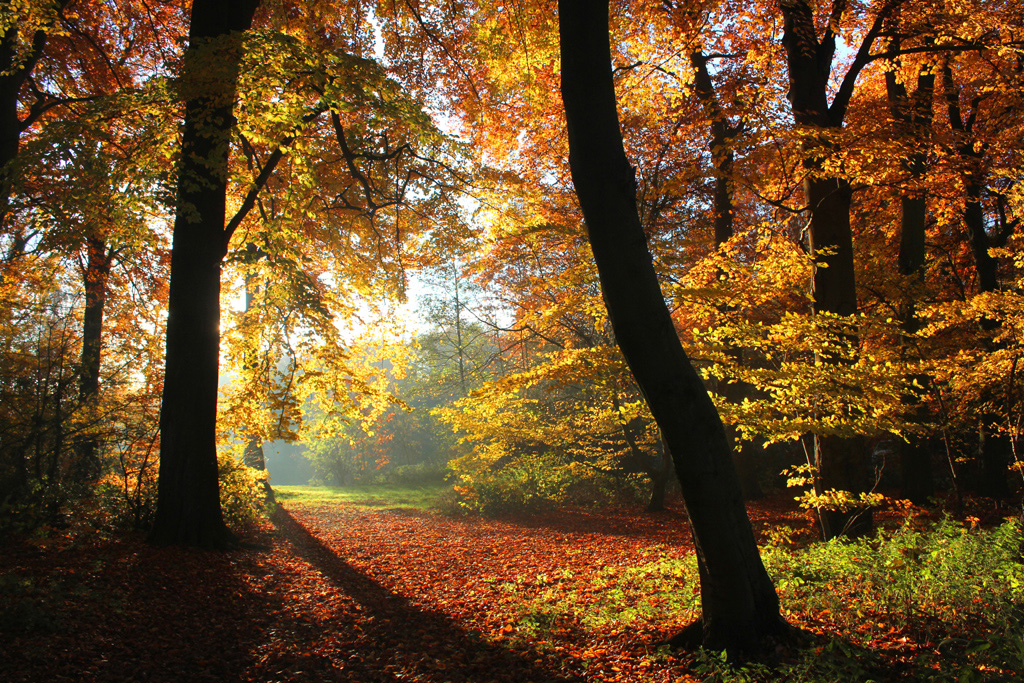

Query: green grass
<box><xmin>272</xmin><ymin>483</ymin><xmax>446</xmax><ymax>512</ymax></box>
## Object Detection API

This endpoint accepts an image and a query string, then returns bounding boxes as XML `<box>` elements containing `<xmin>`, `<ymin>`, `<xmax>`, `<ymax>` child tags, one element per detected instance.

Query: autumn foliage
<box><xmin>0</xmin><ymin>0</ymin><xmax>1023</xmax><ymax>675</ymax></box>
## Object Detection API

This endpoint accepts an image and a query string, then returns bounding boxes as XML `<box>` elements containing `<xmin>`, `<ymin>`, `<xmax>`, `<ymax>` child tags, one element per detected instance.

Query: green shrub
<box><xmin>447</xmin><ymin>451</ymin><xmax>644</xmax><ymax>515</ymax></box>
<box><xmin>95</xmin><ymin>448</ymin><xmax>271</xmax><ymax>531</ymax></box>
<box><xmin>0</xmin><ymin>478</ymin><xmax>73</xmax><ymax>539</ymax></box>
<box><xmin>763</xmin><ymin>516</ymin><xmax>1024</xmax><ymax>637</ymax></box>
<box><xmin>217</xmin><ymin>450</ymin><xmax>272</xmax><ymax>529</ymax></box>
<box><xmin>493</xmin><ymin>517</ymin><xmax>1024</xmax><ymax>681</ymax></box>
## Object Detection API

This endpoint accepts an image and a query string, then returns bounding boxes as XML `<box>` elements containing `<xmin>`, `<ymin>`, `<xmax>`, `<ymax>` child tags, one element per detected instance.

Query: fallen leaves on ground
<box><xmin>0</xmin><ymin>493</ymin><xmax>961</xmax><ymax>682</ymax></box>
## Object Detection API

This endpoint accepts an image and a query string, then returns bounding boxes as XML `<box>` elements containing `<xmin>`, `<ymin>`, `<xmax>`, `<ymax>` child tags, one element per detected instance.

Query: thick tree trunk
<box><xmin>559</xmin><ymin>0</ymin><xmax>788</xmax><ymax>656</ymax></box>
<box><xmin>75</xmin><ymin>236</ymin><xmax>112</xmax><ymax>483</ymax></box>
<box><xmin>150</xmin><ymin>0</ymin><xmax>260</xmax><ymax>549</ymax></box>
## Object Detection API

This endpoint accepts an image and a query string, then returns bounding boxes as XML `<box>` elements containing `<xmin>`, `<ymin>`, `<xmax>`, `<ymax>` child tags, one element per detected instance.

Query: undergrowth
<box><xmin>499</xmin><ymin>516</ymin><xmax>1024</xmax><ymax>681</ymax></box>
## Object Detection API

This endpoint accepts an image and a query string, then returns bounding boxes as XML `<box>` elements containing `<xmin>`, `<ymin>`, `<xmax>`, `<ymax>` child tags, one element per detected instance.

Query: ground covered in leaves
<box><xmin>2</xmin><ymin>492</ymin><xmax>1020</xmax><ymax>682</ymax></box>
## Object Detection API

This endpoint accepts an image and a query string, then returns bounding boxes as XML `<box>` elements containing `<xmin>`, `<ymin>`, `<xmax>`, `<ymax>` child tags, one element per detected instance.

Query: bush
<box><xmin>764</xmin><ymin>516</ymin><xmax>1024</xmax><ymax>636</ymax></box>
<box><xmin>217</xmin><ymin>450</ymin><xmax>272</xmax><ymax>529</ymax></box>
<box><xmin>0</xmin><ymin>575</ymin><xmax>60</xmax><ymax>636</ymax></box>
<box><xmin>96</xmin><ymin>447</ymin><xmax>271</xmax><ymax>532</ymax></box>
<box><xmin>446</xmin><ymin>451</ymin><xmax>644</xmax><ymax>515</ymax></box>
<box><xmin>0</xmin><ymin>479</ymin><xmax>75</xmax><ymax>539</ymax></box>
<box><xmin>365</xmin><ymin>461</ymin><xmax>449</xmax><ymax>487</ymax></box>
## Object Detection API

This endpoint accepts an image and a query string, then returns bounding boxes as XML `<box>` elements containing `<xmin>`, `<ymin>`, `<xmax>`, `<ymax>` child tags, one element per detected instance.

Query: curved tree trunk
<box><xmin>150</xmin><ymin>0</ymin><xmax>260</xmax><ymax>549</ymax></box>
<box><xmin>559</xmin><ymin>0</ymin><xmax>787</xmax><ymax>656</ymax></box>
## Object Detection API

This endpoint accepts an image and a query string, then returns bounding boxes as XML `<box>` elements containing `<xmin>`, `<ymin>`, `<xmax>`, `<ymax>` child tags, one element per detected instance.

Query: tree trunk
<box><xmin>0</xmin><ymin>24</ymin><xmax>20</xmax><ymax>232</ymax></box>
<box><xmin>75</xmin><ymin>235</ymin><xmax>112</xmax><ymax>483</ymax></box>
<box><xmin>690</xmin><ymin>51</ymin><xmax>736</xmax><ymax>247</ymax></box>
<box><xmin>559</xmin><ymin>0</ymin><xmax>788</xmax><ymax>656</ymax></box>
<box><xmin>241</xmin><ymin>250</ymin><xmax>266</xmax><ymax>473</ymax></box>
<box><xmin>886</xmin><ymin>55</ymin><xmax>936</xmax><ymax>504</ymax></box>
<box><xmin>896</xmin><ymin>178</ymin><xmax>934</xmax><ymax>504</ymax></box>
<box><xmin>805</xmin><ymin>175</ymin><xmax>871</xmax><ymax>538</ymax></box>
<box><xmin>691</xmin><ymin>52</ymin><xmax>762</xmax><ymax>499</ymax></box>
<box><xmin>646</xmin><ymin>437</ymin><xmax>675</xmax><ymax>512</ymax></box>
<box><xmin>648</xmin><ymin>469</ymin><xmax>668</xmax><ymax>512</ymax></box>
<box><xmin>781</xmin><ymin>0</ymin><xmax>875</xmax><ymax>539</ymax></box>
<box><xmin>241</xmin><ymin>252</ymin><xmax>275</xmax><ymax>502</ymax></box>
<box><xmin>150</xmin><ymin>0</ymin><xmax>260</xmax><ymax>549</ymax></box>
<box><xmin>943</xmin><ymin>60</ymin><xmax>1011</xmax><ymax>503</ymax></box>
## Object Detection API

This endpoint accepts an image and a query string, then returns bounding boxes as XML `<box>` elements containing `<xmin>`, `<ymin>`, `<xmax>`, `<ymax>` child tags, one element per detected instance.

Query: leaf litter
<box><xmin>4</xmin><ymin>493</ymin><xmax>998</xmax><ymax>682</ymax></box>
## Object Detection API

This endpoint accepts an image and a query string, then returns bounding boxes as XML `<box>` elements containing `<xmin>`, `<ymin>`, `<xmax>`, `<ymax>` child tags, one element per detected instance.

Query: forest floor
<box><xmin>1</xmin><ymin>489</ymin><xmax>1020</xmax><ymax>682</ymax></box>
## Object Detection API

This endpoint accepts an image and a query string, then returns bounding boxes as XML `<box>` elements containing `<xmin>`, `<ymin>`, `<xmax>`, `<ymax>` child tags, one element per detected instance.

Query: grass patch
<box><xmin>272</xmin><ymin>484</ymin><xmax>446</xmax><ymax>512</ymax></box>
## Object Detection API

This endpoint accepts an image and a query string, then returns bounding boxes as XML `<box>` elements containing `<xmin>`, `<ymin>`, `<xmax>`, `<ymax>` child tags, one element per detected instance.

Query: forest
<box><xmin>2</xmin><ymin>0</ymin><xmax>1024</xmax><ymax>680</ymax></box>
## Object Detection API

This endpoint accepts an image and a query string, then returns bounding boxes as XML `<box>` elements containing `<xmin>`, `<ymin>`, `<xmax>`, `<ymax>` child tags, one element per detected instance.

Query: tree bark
<box><xmin>690</xmin><ymin>51</ymin><xmax>736</xmax><ymax>247</ymax></box>
<box><xmin>150</xmin><ymin>0</ymin><xmax>260</xmax><ymax>549</ymax></box>
<box><xmin>942</xmin><ymin>59</ymin><xmax>1012</xmax><ymax>502</ymax></box>
<box><xmin>646</xmin><ymin>436</ymin><xmax>675</xmax><ymax>512</ymax></box>
<box><xmin>559</xmin><ymin>0</ymin><xmax>788</xmax><ymax>656</ymax></box>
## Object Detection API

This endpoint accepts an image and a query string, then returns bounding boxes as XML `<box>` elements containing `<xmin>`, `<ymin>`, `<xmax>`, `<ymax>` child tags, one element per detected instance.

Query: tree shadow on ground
<box><xmin>2</xmin><ymin>533</ymin><xmax>307</xmax><ymax>682</ymax></box>
<box><xmin>271</xmin><ymin>507</ymin><xmax>579</xmax><ymax>682</ymax></box>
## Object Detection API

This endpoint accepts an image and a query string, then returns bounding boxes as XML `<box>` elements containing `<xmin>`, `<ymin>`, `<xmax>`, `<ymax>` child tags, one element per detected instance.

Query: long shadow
<box><xmin>272</xmin><ymin>507</ymin><xmax>579</xmax><ymax>683</ymax></box>
<box><xmin>2</xmin><ymin>534</ymin><xmax>349</xmax><ymax>683</ymax></box>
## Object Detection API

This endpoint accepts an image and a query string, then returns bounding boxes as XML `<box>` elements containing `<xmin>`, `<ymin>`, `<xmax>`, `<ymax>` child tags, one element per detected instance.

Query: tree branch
<box><xmin>223</xmin><ymin>103</ymin><xmax>330</xmax><ymax>245</ymax></box>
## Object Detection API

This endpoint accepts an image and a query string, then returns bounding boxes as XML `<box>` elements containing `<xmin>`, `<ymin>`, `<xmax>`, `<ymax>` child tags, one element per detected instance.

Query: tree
<box><xmin>0</xmin><ymin>0</ymin><xmax>70</xmax><ymax>235</ymax></box>
<box><xmin>418</xmin><ymin>257</ymin><xmax>492</xmax><ymax>398</ymax></box>
<box><xmin>0</xmin><ymin>0</ymin><xmax>179</xmax><ymax>519</ymax></box>
<box><xmin>558</xmin><ymin>0</ymin><xmax>788</xmax><ymax>655</ymax></box>
<box><xmin>150</xmin><ymin>0</ymin><xmax>260</xmax><ymax>548</ymax></box>
<box><xmin>777</xmin><ymin>0</ymin><xmax>903</xmax><ymax>539</ymax></box>
<box><xmin>883</xmin><ymin>38</ymin><xmax>938</xmax><ymax>504</ymax></box>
